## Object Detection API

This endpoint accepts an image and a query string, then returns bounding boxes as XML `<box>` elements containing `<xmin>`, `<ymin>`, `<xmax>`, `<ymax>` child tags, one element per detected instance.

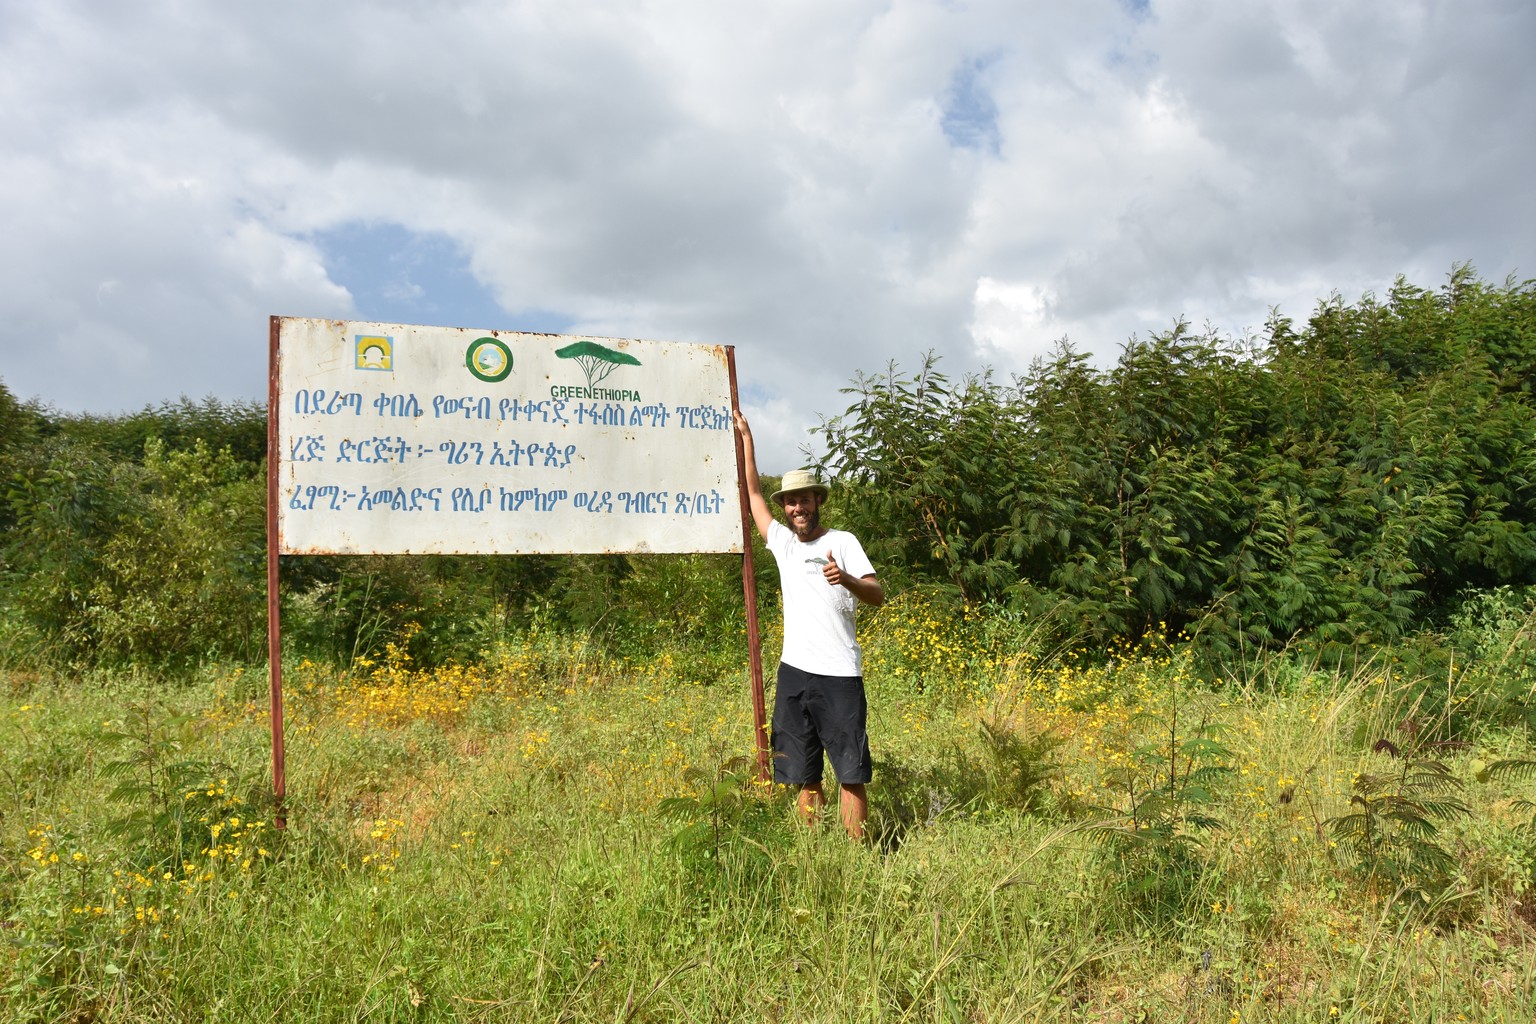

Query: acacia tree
<box><xmin>555</xmin><ymin>340</ymin><xmax>641</xmax><ymax>390</ymax></box>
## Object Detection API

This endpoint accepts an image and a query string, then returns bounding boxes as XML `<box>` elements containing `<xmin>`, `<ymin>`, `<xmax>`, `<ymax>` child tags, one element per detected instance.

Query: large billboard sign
<box><xmin>272</xmin><ymin>317</ymin><xmax>743</xmax><ymax>555</ymax></box>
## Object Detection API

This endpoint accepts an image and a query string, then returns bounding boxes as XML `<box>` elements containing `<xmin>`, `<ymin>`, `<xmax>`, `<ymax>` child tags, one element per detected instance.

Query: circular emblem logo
<box><xmin>465</xmin><ymin>337</ymin><xmax>513</xmax><ymax>382</ymax></box>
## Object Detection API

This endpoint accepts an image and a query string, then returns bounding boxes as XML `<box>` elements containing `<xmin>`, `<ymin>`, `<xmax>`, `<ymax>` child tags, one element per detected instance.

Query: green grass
<box><xmin>2</xmin><ymin>622</ymin><xmax>1534</xmax><ymax>1022</ymax></box>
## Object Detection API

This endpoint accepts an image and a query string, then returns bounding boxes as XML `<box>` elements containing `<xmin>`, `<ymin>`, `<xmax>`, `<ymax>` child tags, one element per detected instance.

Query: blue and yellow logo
<box><xmin>355</xmin><ymin>335</ymin><xmax>393</xmax><ymax>371</ymax></box>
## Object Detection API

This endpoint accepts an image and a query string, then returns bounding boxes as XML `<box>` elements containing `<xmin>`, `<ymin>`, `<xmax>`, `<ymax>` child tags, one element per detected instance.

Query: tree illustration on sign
<box><xmin>555</xmin><ymin>340</ymin><xmax>642</xmax><ymax>390</ymax></box>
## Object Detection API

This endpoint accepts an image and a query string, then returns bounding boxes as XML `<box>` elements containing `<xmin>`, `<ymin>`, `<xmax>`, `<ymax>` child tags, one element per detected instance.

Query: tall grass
<box><xmin>3</xmin><ymin>595</ymin><xmax>1533</xmax><ymax>1022</ymax></box>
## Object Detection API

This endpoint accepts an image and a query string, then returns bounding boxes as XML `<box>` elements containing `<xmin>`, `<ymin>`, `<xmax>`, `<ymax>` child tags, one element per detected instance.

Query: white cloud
<box><xmin>969</xmin><ymin>276</ymin><xmax>1055</xmax><ymax>358</ymax></box>
<box><xmin>1</xmin><ymin>0</ymin><xmax>1532</xmax><ymax>470</ymax></box>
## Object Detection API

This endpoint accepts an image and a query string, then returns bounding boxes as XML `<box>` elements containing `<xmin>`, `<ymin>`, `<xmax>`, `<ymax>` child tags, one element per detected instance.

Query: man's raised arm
<box><xmin>734</xmin><ymin>411</ymin><xmax>775</xmax><ymax>540</ymax></box>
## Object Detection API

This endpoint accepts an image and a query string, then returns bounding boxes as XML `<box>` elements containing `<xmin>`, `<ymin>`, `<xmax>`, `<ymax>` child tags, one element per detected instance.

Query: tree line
<box><xmin>2</xmin><ymin>266</ymin><xmax>1532</xmax><ymax>669</ymax></box>
<box><xmin>817</xmin><ymin>266</ymin><xmax>1536</xmax><ymax>660</ymax></box>
<box><xmin>0</xmin><ymin>392</ymin><xmax>750</xmax><ymax>670</ymax></box>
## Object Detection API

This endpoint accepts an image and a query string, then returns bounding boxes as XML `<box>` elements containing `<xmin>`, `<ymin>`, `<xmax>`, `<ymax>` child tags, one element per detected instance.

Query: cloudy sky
<box><xmin>3</xmin><ymin>0</ymin><xmax>1532</xmax><ymax>470</ymax></box>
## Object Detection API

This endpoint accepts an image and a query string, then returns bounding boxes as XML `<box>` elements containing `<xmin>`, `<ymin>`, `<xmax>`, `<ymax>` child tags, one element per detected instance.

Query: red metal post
<box><xmin>726</xmin><ymin>349</ymin><xmax>770</xmax><ymax>783</ymax></box>
<box><xmin>268</xmin><ymin>316</ymin><xmax>287</xmax><ymax>829</ymax></box>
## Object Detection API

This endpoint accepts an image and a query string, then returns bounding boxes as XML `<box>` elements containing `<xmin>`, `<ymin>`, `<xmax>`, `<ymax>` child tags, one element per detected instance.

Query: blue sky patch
<box><xmin>941</xmin><ymin>55</ymin><xmax>1003</xmax><ymax>156</ymax></box>
<box><xmin>312</xmin><ymin>222</ymin><xmax>573</xmax><ymax>334</ymax></box>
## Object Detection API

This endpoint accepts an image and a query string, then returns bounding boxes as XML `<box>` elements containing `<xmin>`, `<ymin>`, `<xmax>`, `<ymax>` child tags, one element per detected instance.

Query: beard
<box><xmin>790</xmin><ymin>507</ymin><xmax>821</xmax><ymax>540</ymax></box>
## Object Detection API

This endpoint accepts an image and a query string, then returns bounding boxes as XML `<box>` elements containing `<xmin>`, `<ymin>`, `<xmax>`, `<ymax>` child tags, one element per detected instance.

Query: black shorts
<box><xmin>772</xmin><ymin>662</ymin><xmax>872</xmax><ymax>786</ymax></box>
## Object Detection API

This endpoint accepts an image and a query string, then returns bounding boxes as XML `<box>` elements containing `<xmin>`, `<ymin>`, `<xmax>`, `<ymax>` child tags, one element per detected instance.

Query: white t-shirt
<box><xmin>767</xmin><ymin>520</ymin><xmax>877</xmax><ymax>677</ymax></box>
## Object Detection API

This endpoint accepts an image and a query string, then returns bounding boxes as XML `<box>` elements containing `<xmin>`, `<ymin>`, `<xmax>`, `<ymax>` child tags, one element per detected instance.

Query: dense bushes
<box><xmin>818</xmin><ymin>268</ymin><xmax>1536</xmax><ymax>661</ymax></box>
<box><xmin>2</xmin><ymin>268</ymin><xmax>1532</xmax><ymax>670</ymax></box>
<box><xmin>3</xmin><ymin>435</ymin><xmax>265</xmax><ymax>666</ymax></box>
<box><xmin>0</xmin><ymin>391</ymin><xmax>763</xmax><ymax>670</ymax></box>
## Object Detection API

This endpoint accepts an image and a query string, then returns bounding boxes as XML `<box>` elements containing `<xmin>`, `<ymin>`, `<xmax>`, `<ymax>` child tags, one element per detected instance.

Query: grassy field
<box><xmin>3</xmin><ymin>595</ymin><xmax>1534</xmax><ymax>1022</ymax></box>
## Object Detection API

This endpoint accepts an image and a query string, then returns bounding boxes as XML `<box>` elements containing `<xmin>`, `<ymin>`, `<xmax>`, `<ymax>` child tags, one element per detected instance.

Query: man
<box><xmin>735</xmin><ymin>411</ymin><xmax>884</xmax><ymax>838</ymax></box>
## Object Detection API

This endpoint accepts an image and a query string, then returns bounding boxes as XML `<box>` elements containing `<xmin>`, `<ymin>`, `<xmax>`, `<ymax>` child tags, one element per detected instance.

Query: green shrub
<box><xmin>1325</xmin><ymin>718</ymin><xmax>1471</xmax><ymax>908</ymax></box>
<box><xmin>3</xmin><ymin>437</ymin><xmax>265</xmax><ymax>668</ymax></box>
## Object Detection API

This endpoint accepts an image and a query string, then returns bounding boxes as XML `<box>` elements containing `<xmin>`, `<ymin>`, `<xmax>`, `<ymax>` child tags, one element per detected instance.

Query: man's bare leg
<box><xmin>797</xmin><ymin>783</ymin><xmax>825</xmax><ymax>826</ymax></box>
<box><xmin>840</xmin><ymin>783</ymin><xmax>867</xmax><ymax>839</ymax></box>
<box><xmin>796</xmin><ymin>783</ymin><xmax>867</xmax><ymax>838</ymax></box>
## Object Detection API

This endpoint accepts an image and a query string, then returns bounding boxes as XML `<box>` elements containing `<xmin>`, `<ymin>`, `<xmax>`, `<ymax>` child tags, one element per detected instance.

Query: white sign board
<box><xmin>273</xmin><ymin>318</ymin><xmax>743</xmax><ymax>555</ymax></box>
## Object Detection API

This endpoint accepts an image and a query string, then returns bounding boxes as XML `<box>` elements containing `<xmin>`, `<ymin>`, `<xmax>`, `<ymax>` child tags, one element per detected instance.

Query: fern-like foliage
<box><xmin>656</xmin><ymin>754</ymin><xmax>784</xmax><ymax>873</ymax></box>
<box><xmin>1092</xmin><ymin>697</ymin><xmax>1234</xmax><ymax>924</ymax></box>
<box><xmin>100</xmin><ymin>703</ymin><xmax>237</xmax><ymax>870</ymax></box>
<box><xmin>1486</xmin><ymin>757</ymin><xmax>1536</xmax><ymax>830</ymax></box>
<box><xmin>1326</xmin><ymin>722</ymin><xmax>1470</xmax><ymax>903</ymax></box>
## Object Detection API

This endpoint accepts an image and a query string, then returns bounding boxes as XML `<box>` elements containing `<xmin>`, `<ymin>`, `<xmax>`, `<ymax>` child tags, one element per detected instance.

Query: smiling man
<box><xmin>734</xmin><ymin>410</ymin><xmax>884</xmax><ymax>838</ymax></box>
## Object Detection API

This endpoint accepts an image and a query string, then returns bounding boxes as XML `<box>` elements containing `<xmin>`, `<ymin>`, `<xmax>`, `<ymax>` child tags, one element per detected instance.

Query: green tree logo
<box><xmin>555</xmin><ymin>340</ymin><xmax>641</xmax><ymax>389</ymax></box>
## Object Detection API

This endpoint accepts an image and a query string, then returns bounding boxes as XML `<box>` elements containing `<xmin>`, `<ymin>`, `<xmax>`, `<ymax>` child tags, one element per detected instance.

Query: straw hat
<box><xmin>770</xmin><ymin>468</ymin><xmax>829</xmax><ymax>505</ymax></box>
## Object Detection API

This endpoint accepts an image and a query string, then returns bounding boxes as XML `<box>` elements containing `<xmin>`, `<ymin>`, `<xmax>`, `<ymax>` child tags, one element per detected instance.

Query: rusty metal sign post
<box><xmin>267</xmin><ymin>316</ymin><xmax>769</xmax><ymax>824</ymax></box>
<box><xmin>727</xmin><ymin>349</ymin><xmax>771</xmax><ymax>782</ymax></box>
<box><xmin>267</xmin><ymin>319</ymin><xmax>287</xmax><ymax>827</ymax></box>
